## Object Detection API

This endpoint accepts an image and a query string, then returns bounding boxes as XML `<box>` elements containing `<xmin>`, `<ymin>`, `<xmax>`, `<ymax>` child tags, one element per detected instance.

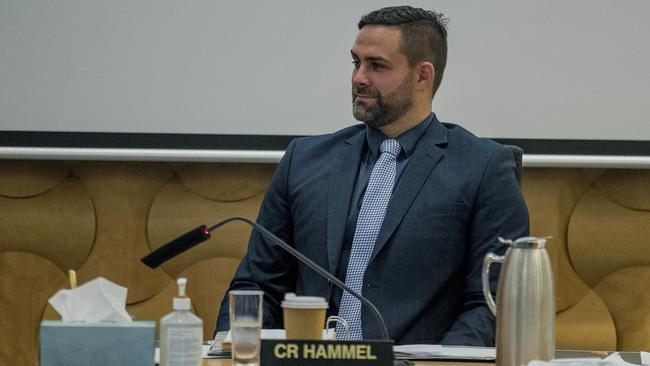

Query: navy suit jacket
<box><xmin>216</xmin><ymin>116</ymin><xmax>529</xmax><ymax>345</ymax></box>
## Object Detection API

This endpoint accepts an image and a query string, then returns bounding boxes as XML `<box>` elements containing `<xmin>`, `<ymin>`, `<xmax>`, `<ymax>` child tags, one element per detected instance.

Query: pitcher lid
<box><xmin>499</xmin><ymin>236</ymin><xmax>550</xmax><ymax>248</ymax></box>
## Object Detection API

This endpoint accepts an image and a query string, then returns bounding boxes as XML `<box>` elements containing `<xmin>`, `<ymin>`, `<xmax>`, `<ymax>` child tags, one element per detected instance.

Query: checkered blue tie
<box><xmin>336</xmin><ymin>139</ymin><xmax>402</xmax><ymax>340</ymax></box>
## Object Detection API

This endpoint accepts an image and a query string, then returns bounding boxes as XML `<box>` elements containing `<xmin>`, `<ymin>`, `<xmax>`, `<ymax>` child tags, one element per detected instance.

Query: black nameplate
<box><xmin>261</xmin><ymin>339</ymin><xmax>394</xmax><ymax>366</ymax></box>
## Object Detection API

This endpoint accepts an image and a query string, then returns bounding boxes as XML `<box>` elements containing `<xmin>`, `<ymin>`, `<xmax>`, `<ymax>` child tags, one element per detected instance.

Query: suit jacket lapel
<box><xmin>371</xmin><ymin>119</ymin><xmax>448</xmax><ymax>261</ymax></box>
<box><xmin>327</xmin><ymin>131</ymin><xmax>365</xmax><ymax>276</ymax></box>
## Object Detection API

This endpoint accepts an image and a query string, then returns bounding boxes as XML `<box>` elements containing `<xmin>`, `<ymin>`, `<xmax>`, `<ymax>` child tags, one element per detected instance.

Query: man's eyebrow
<box><xmin>350</xmin><ymin>50</ymin><xmax>390</xmax><ymax>63</ymax></box>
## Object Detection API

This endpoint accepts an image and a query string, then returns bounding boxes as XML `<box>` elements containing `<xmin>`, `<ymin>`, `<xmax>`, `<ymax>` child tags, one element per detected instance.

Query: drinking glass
<box><xmin>229</xmin><ymin>290</ymin><xmax>264</xmax><ymax>366</ymax></box>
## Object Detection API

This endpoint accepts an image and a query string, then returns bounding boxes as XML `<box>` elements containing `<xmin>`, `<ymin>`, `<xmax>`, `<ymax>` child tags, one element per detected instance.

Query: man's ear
<box><xmin>415</xmin><ymin>62</ymin><xmax>435</xmax><ymax>91</ymax></box>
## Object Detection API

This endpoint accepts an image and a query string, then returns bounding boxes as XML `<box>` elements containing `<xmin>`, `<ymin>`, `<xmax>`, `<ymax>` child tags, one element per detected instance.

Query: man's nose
<box><xmin>352</xmin><ymin>65</ymin><xmax>370</xmax><ymax>87</ymax></box>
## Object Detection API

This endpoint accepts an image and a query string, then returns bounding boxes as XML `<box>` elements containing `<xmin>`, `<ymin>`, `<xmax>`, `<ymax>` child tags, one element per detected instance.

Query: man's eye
<box><xmin>352</xmin><ymin>60</ymin><xmax>360</xmax><ymax>67</ymax></box>
<box><xmin>372</xmin><ymin>62</ymin><xmax>385</xmax><ymax>70</ymax></box>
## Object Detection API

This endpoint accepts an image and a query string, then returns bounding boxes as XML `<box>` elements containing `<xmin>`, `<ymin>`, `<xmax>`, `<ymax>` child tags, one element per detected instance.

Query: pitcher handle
<box><xmin>482</xmin><ymin>252</ymin><xmax>504</xmax><ymax>316</ymax></box>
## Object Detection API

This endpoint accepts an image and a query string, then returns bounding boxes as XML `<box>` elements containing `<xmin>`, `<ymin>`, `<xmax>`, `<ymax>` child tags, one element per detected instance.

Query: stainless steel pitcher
<box><xmin>482</xmin><ymin>236</ymin><xmax>555</xmax><ymax>366</ymax></box>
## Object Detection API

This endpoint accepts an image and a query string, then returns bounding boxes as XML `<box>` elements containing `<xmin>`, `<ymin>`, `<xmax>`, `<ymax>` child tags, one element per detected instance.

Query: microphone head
<box><xmin>141</xmin><ymin>225</ymin><xmax>211</xmax><ymax>268</ymax></box>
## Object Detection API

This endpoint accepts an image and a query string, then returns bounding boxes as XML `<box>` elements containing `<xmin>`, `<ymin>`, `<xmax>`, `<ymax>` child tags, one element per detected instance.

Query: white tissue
<box><xmin>640</xmin><ymin>352</ymin><xmax>649</xmax><ymax>366</ymax></box>
<box><xmin>605</xmin><ymin>352</ymin><xmax>647</xmax><ymax>366</ymax></box>
<box><xmin>49</xmin><ymin>277</ymin><xmax>132</xmax><ymax>322</ymax></box>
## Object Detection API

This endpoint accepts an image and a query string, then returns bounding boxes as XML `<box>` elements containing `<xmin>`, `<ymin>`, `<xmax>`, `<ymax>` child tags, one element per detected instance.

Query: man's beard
<box><xmin>352</xmin><ymin>76</ymin><xmax>413</xmax><ymax>129</ymax></box>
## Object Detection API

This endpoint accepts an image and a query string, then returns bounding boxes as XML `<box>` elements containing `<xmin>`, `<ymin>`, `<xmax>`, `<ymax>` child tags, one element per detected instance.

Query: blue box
<box><xmin>40</xmin><ymin>320</ymin><xmax>155</xmax><ymax>366</ymax></box>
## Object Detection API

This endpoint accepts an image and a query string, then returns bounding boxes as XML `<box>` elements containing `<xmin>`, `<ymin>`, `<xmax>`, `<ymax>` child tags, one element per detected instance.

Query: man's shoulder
<box><xmin>441</xmin><ymin>121</ymin><xmax>505</xmax><ymax>157</ymax></box>
<box><xmin>295</xmin><ymin>124</ymin><xmax>364</xmax><ymax>144</ymax></box>
<box><xmin>289</xmin><ymin>124</ymin><xmax>365</xmax><ymax>154</ymax></box>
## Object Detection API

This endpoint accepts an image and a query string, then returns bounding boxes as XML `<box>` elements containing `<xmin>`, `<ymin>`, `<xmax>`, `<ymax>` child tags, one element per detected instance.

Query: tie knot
<box><xmin>380</xmin><ymin>139</ymin><xmax>401</xmax><ymax>158</ymax></box>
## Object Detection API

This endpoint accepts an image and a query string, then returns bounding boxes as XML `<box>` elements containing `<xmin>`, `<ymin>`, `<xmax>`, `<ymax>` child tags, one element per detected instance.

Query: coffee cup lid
<box><xmin>281</xmin><ymin>293</ymin><xmax>328</xmax><ymax>309</ymax></box>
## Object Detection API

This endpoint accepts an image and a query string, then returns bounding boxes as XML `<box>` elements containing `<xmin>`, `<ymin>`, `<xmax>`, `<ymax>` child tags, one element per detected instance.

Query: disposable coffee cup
<box><xmin>281</xmin><ymin>293</ymin><xmax>328</xmax><ymax>340</ymax></box>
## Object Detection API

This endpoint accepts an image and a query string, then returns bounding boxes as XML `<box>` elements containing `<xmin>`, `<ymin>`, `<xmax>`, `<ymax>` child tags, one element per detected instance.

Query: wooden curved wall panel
<box><xmin>0</xmin><ymin>162</ymin><xmax>648</xmax><ymax>366</ymax></box>
<box><xmin>176</xmin><ymin>163</ymin><xmax>275</xmax><ymax>202</ymax></box>
<box><xmin>147</xmin><ymin>177</ymin><xmax>265</xmax><ymax>277</ymax></box>
<box><xmin>522</xmin><ymin>168</ymin><xmax>650</xmax><ymax>350</ymax></box>
<box><xmin>179</xmin><ymin>257</ymin><xmax>243</xmax><ymax>339</ymax></box>
<box><xmin>144</xmin><ymin>162</ymin><xmax>270</xmax><ymax>339</ymax></box>
<box><xmin>555</xmin><ymin>289</ymin><xmax>616</xmax><ymax>350</ymax></box>
<box><xmin>0</xmin><ymin>252</ymin><xmax>67</xmax><ymax>366</ymax></box>
<box><xmin>596</xmin><ymin>170</ymin><xmax>650</xmax><ymax>210</ymax></box>
<box><xmin>73</xmin><ymin>162</ymin><xmax>175</xmax><ymax>303</ymax></box>
<box><xmin>522</xmin><ymin>169</ymin><xmax>600</xmax><ymax>312</ymax></box>
<box><xmin>0</xmin><ymin>176</ymin><xmax>95</xmax><ymax>270</ymax></box>
<box><xmin>0</xmin><ymin>160</ymin><xmax>71</xmax><ymax>198</ymax></box>
<box><xmin>126</xmin><ymin>281</ymin><xmax>179</xmax><ymax>336</ymax></box>
<box><xmin>569</xmin><ymin>188</ymin><xmax>650</xmax><ymax>287</ymax></box>
<box><xmin>594</xmin><ymin>267</ymin><xmax>650</xmax><ymax>351</ymax></box>
<box><xmin>561</xmin><ymin>170</ymin><xmax>650</xmax><ymax>350</ymax></box>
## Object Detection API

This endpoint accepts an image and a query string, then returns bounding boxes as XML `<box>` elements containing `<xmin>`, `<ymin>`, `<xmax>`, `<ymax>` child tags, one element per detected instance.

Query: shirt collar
<box><xmin>365</xmin><ymin>113</ymin><xmax>434</xmax><ymax>159</ymax></box>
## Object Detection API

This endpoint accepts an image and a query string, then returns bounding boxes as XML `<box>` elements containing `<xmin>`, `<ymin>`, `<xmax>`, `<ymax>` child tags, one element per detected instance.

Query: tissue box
<box><xmin>40</xmin><ymin>320</ymin><xmax>155</xmax><ymax>366</ymax></box>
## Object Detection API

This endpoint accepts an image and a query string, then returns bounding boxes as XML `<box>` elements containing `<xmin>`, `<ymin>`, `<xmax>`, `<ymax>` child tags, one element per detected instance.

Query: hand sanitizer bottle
<box><xmin>159</xmin><ymin>277</ymin><xmax>203</xmax><ymax>366</ymax></box>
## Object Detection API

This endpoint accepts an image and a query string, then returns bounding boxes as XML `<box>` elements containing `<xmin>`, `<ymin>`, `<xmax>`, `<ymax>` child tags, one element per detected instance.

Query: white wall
<box><xmin>1</xmin><ymin>0</ymin><xmax>649</xmax><ymax>140</ymax></box>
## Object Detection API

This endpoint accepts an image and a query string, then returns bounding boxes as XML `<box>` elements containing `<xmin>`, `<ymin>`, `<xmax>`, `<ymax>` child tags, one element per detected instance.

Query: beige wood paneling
<box><xmin>522</xmin><ymin>169</ymin><xmax>599</xmax><ymax>312</ymax></box>
<box><xmin>124</xmin><ymin>256</ymin><xmax>241</xmax><ymax>340</ymax></box>
<box><xmin>180</xmin><ymin>257</ymin><xmax>243</xmax><ymax>339</ymax></box>
<box><xmin>0</xmin><ymin>252</ymin><xmax>67</xmax><ymax>366</ymax></box>
<box><xmin>0</xmin><ymin>176</ymin><xmax>95</xmax><ymax>270</ymax></box>
<box><xmin>556</xmin><ymin>289</ymin><xmax>616</xmax><ymax>350</ymax></box>
<box><xmin>596</xmin><ymin>170</ymin><xmax>650</xmax><ymax>210</ymax></box>
<box><xmin>126</xmin><ymin>280</ymin><xmax>178</xmax><ymax>338</ymax></box>
<box><xmin>177</xmin><ymin>163</ymin><xmax>275</xmax><ymax>202</ymax></box>
<box><xmin>594</xmin><ymin>267</ymin><xmax>650</xmax><ymax>351</ymax></box>
<box><xmin>147</xmin><ymin>176</ymin><xmax>263</xmax><ymax>277</ymax></box>
<box><xmin>568</xmin><ymin>187</ymin><xmax>650</xmax><ymax>287</ymax></box>
<box><xmin>73</xmin><ymin>162</ymin><xmax>175</xmax><ymax>303</ymax></box>
<box><xmin>0</xmin><ymin>160</ymin><xmax>71</xmax><ymax>198</ymax></box>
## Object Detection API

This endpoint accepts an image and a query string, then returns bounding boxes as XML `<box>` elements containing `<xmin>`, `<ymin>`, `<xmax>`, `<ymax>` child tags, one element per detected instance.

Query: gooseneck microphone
<box><xmin>141</xmin><ymin>225</ymin><xmax>211</xmax><ymax>268</ymax></box>
<box><xmin>140</xmin><ymin>216</ymin><xmax>391</xmax><ymax>341</ymax></box>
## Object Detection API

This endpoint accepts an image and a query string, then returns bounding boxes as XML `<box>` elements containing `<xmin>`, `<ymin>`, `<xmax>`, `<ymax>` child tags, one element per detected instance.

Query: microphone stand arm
<box><xmin>208</xmin><ymin>216</ymin><xmax>391</xmax><ymax>341</ymax></box>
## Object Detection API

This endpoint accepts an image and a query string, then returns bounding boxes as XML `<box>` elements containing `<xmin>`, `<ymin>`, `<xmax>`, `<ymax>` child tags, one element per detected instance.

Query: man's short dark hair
<box><xmin>358</xmin><ymin>6</ymin><xmax>448</xmax><ymax>97</ymax></box>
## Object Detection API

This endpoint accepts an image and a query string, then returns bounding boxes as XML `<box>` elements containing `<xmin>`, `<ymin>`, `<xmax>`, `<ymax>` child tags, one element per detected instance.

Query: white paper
<box><xmin>528</xmin><ymin>353</ymin><xmax>645</xmax><ymax>366</ymax></box>
<box><xmin>393</xmin><ymin>345</ymin><xmax>494</xmax><ymax>360</ymax></box>
<box><xmin>393</xmin><ymin>344</ymin><xmax>442</xmax><ymax>358</ymax></box>
<box><xmin>48</xmin><ymin>277</ymin><xmax>131</xmax><ymax>322</ymax></box>
<box><xmin>223</xmin><ymin>329</ymin><xmax>334</xmax><ymax>343</ymax></box>
<box><xmin>529</xmin><ymin>359</ymin><xmax>609</xmax><ymax>366</ymax></box>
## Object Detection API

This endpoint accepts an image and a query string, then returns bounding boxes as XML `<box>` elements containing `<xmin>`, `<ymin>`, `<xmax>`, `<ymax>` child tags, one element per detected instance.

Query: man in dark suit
<box><xmin>216</xmin><ymin>6</ymin><xmax>529</xmax><ymax>345</ymax></box>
